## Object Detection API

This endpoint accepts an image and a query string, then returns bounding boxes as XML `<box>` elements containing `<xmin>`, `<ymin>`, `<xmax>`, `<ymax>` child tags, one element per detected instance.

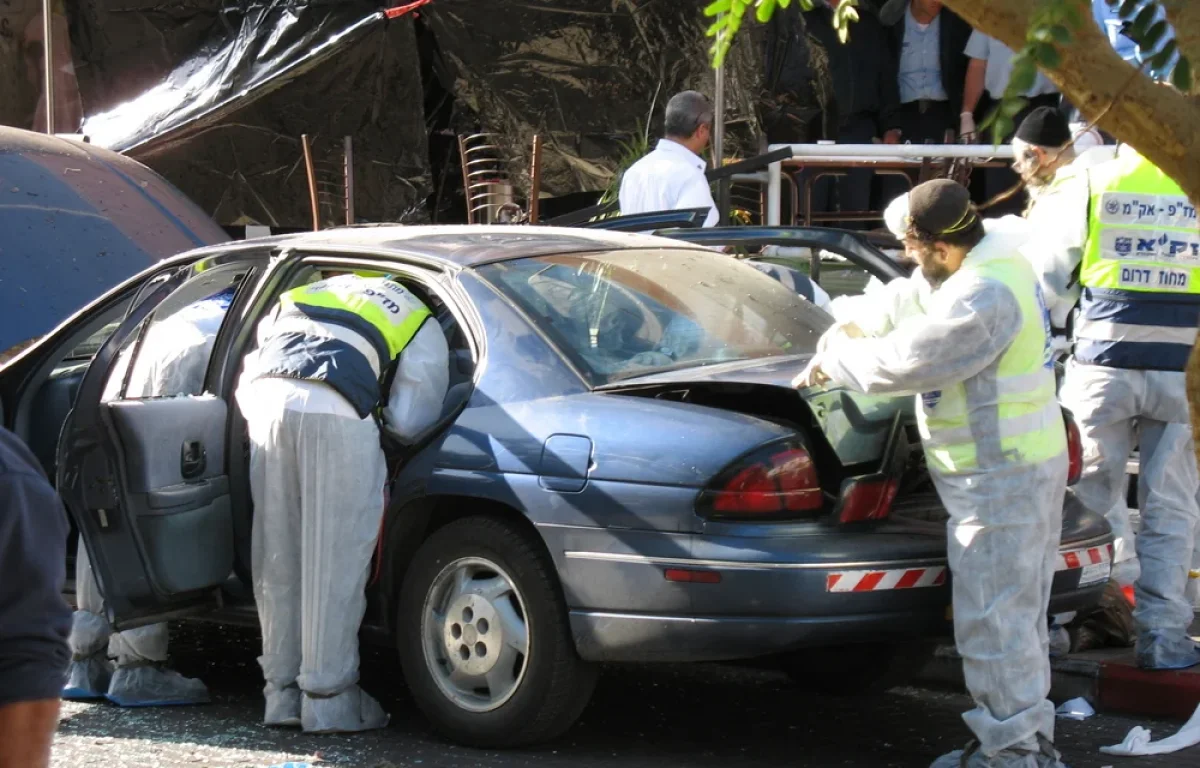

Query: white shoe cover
<box><xmin>62</xmin><ymin>654</ymin><xmax>113</xmax><ymax>700</ymax></box>
<box><xmin>264</xmin><ymin>684</ymin><xmax>302</xmax><ymax>727</ymax></box>
<box><xmin>106</xmin><ymin>665</ymin><xmax>210</xmax><ymax>707</ymax></box>
<box><xmin>301</xmin><ymin>686</ymin><xmax>389</xmax><ymax>734</ymax></box>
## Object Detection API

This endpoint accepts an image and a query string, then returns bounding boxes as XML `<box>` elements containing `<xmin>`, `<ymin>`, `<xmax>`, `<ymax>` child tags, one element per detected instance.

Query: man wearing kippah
<box><xmin>797</xmin><ymin>179</ymin><xmax>1069</xmax><ymax>767</ymax></box>
<box><xmin>1019</xmin><ymin>106</ymin><xmax>1200</xmax><ymax>670</ymax></box>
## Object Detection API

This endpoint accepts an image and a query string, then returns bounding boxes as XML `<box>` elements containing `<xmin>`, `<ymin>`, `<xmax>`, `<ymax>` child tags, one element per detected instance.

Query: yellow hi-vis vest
<box><xmin>257</xmin><ymin>275</ymin><xmax>432</xmax><ymax>418</ymax></box>
<box><xmin>918</xmin><ymin>252</ymin><xmax>1065</xmax><ymax>474</ymax></box>
<box><xmin>1075</xmin><ymin>148</ymin><xmax>1200</xmax><ymax>371</ymax></box>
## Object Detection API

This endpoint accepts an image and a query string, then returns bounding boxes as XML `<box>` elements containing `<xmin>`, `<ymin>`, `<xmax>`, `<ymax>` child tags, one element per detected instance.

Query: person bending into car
<box><xmin>64</xmin><ymin>287</ymin><xmax>235</xmax><ymax>707</ymax></box>
<box><xmin>235</xmin><ymin>272</ymin><xmax>447</xmax><ymax>733</ymax></box>
<box><xmin>796</xmin><ymin>180</ymin><xmax>1069</xmax><ymax>768</ymax></box>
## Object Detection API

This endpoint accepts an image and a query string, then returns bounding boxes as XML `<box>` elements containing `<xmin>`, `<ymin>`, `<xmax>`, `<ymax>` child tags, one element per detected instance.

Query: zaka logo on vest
<box><xmin>922</xmin><ymin>390</ymin><xmax>942</xmax><ymax>409</ymax></box>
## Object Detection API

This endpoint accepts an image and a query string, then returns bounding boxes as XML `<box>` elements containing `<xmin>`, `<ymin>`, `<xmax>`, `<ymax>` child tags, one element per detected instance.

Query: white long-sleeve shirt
<box><xmin>618</xmin><ymin>139</ymin><xmax>718</xmax><ymax>227</ymax></box>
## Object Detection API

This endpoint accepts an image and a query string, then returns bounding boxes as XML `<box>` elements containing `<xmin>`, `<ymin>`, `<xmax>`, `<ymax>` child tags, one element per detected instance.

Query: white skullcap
<box><xmin>883</xmin><ymin>193</ymin><xmax>910</xmax><ymax>240</ymax></box>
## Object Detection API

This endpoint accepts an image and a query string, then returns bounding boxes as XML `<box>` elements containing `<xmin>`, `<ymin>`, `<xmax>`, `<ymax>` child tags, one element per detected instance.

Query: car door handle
<box><xmin>181</xmin><ymin>440</ymin><xmax>206</xmax><ymax>480</ymax></box>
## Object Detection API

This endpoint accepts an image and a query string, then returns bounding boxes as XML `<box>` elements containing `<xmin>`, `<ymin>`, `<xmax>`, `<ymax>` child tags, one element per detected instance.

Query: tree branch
<box><xmin>943</xmin><ymin>0</ymin><xmax>1200</xmax><ymax>204</ymax></box>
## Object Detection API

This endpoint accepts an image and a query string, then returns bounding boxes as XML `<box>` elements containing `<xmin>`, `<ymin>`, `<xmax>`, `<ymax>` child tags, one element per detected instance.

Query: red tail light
<box><xmin>836</xmin><ymin>477</ymin><xmax>900</xmax><ymax>523</ymax></box>
<box><xmin>1064</xmin><ymin>413</ymin><xmax>1083</xmax><ymax>486</ymax></box>
<box><xmin>699</xmin><ymin>441</ymin><xmax>823</xmax><ymax>520</ymax></box>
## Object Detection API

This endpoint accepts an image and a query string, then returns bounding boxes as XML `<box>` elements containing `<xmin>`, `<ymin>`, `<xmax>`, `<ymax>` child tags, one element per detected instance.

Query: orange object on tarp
<box><xmin>1122</xmin><ymin>585</ymin><xmax>1136</xmax><ymax>606</ymax></box>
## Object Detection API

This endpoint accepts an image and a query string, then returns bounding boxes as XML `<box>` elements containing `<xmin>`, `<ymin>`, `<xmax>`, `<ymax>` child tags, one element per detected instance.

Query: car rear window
<box><xmin>478</xmin><ymin>248</ymin><xmax>831</xmax><ymax>386</ymax></box>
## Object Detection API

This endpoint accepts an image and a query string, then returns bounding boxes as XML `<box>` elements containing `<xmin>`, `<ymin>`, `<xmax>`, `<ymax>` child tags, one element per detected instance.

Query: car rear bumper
<box><xmin>569</xmin><ymin>608</ymin><xmax>948</xmax><ymax>663</ymax></box>
<box><xmin>553</xmin><ymin>527</ymin><xmax>1114</xmax><ymax>664</ymax></box>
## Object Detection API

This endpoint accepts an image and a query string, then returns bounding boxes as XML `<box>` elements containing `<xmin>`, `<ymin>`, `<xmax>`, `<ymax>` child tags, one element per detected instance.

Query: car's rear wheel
<box><xmin>397</xmin><ymin>515</ymin><xmax>597</xmax><ymax>747</ymax></box>
<box><xmin>781</xmin><ymin>641</ymin><xmax>936</xmax><ymax>696</ymax></box>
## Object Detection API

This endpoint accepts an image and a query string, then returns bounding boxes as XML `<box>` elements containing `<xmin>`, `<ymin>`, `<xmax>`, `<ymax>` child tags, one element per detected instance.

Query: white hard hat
<box><xmin>883</xmin><ymin>193</ymin><xmax>910</xmax><ymax>240</ymax></box>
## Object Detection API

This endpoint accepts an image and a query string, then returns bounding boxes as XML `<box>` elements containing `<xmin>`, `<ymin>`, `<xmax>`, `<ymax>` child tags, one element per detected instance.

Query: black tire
<box><xmin>397</xmin><ymin>515</ymin><xmax>598</xmax><ymax>748</ymax></box>
<box><xmin>781</xmin><ymin>641</ymin><xmax>936</xmax><ymax>696</ymax></box>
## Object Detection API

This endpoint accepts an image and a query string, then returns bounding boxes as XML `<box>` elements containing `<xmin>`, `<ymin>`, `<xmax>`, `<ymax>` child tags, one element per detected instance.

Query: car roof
<box><xmin>0</xmin><ymin>126</ymin><xmax>229</xmax><ymax>355</ymax></box>
<box><xmin>209</xmin><ymin>225</ymin><xmax>703</xmax><ymax>268</ymax></box>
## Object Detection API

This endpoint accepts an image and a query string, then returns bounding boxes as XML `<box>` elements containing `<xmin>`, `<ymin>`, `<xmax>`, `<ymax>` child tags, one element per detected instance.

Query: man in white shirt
<box><xmin>960</xmin><ymin>31</ymin><xmax>1062</xmax><ymax>216</ymax></box>
<box><xmin>618</xmin><ymin>91</ymin><xmax>718</xmax><ymax>227</ymax></box>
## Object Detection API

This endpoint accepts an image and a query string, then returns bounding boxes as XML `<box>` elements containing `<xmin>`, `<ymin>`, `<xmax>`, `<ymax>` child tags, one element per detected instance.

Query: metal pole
<box><xmin>42</xmin><ymin>0</ymin><xmax>54</xmax><ymax>134</ymax></box>
<box><xmin>712</xmin><ymin>20</ymin><xmax>727</xmax><ymax>226</ymax></box>
<box><xmin>767</xmin><ymin>160</ymin><xmax>782</xmax><ymax>226</ymax></box>
<box><xmin>343</xmin><ymin>136</ymin><xmax>355</xmax><ymax>226</ymax></box>
<box><xmin>301</xmin><ymin>134</ymin><xmax>320</xmax><ymax>231</ymax></box>
<box><xmin>529</xmin><ymin>134</ymin><xmax>542</xmax><ymax>224</ymax></box>
<box><xmin>767</xmin><ymin>142</ymin><xmax>1015</xmax><ymax>160</ymax></box>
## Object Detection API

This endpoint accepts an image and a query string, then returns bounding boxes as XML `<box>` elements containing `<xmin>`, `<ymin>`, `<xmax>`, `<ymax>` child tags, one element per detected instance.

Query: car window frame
<box><xmin>106</xmin><ymin>262</ymin><xmax>258</xmax><ymax>403</ymax></box>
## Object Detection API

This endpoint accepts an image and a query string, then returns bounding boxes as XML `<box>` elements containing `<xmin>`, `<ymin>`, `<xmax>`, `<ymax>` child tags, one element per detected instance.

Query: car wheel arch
<box><xmin>379</xmin><ymin>494</ymin><xmax>556</xmax><ymax>634</ymax></box>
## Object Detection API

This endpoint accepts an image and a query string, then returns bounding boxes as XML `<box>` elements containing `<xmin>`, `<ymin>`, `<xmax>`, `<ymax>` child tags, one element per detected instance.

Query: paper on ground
<box><xmin>1056</xmin><ymin>697</ymin><xmax>1095</xmax><ymax>720</ymax></box>
<box><xmin>1100</xmin><ymin>703</ymin><xmax>1200</xmax><ymax>756</ymax></box>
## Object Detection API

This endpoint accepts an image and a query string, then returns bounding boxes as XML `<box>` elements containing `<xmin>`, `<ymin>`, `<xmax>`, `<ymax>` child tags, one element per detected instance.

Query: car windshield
<box><xmin>478</xmin><ymin>248</ymin><xmax>831</xmax><ymax>385</ymax></box>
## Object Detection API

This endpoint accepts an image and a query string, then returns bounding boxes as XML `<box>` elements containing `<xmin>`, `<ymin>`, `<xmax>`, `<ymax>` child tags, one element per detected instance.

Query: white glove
<box><xmin>959</xmin><ymin>112</ymin><xmax>977</xmax><ymax>141</ymax></box>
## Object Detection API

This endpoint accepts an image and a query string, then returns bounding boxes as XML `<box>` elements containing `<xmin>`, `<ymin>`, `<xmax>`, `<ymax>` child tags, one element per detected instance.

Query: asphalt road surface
<box><xmin>53</xmin><ymin>622</ymin><xmax>1196</xmax><ymax>768</ymax></box>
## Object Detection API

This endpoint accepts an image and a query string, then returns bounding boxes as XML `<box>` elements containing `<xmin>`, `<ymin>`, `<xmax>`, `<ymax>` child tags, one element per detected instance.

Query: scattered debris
<box><xmin>1055</xmin><ymin>697</ymin><xmax>1095</xmax><ymax>721</ymax></box>
<box><xmin>1100</xmin><ymin>703</ymin><xmax>1200</xmax><ymax>756</ymax></box>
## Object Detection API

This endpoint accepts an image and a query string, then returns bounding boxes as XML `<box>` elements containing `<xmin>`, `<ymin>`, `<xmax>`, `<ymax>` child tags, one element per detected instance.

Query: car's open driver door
<box><xmin>58</xmin><ymin>265</ymin><xmax>241</xmax><ymax>630</ymax></box>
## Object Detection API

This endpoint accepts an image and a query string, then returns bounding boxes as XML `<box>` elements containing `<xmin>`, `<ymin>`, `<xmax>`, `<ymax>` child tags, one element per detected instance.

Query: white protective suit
<box><xmin>66</xmin><ymin>291</ymin><xmax>231</xmax><ymax>706</ymax></box>
<box><xmin>1022</xmin><ymin>146</ymin><xmax>1200</xmax><ymax>670</ymax></box>
<box><xmin>235</xmin><ymin>290</ymin><xmax>449</xmax><ymax>733</ymax></box>
<box><xmin>813</xmin><ymin>227</ymin><xmax>1068</xmax><ymax>763</ymax></box>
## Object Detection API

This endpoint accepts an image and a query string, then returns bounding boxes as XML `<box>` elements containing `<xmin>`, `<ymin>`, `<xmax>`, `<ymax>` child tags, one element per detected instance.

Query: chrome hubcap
<box><xmin>422</xmin><ymin>557</ymin><xmax>529</xmax><ymax>712</ymax></box>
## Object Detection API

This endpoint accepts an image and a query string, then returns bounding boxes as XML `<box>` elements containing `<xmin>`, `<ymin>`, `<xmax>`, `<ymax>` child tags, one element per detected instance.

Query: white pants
<box><xmin>1059</xmin><ymin>360</ymin><xmax>1199</xmax><ymax>636</ymax></box>
<box><xmin>72</xmin><ymin>539</ymin><xmax>169</xmax><ymax>665</ymax></box>
<box><xmin>935</xmin><ymin>455</ymin><xmax>1067</xmax><ymax>756</ymax></box>
<box><xmin>247</xmin><ymin>404</ymin><xmax>387</xmax><ymax>700</ymax></box>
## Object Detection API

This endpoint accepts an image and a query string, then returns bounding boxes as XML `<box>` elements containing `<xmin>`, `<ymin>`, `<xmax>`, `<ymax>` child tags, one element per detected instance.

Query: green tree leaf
<box><xmin>1172</xmin><ymin>56</ymin><xmax>1194</xmax><ymax>92</ymax></box>
<box><xmin>704</xmin><ymin>0</ymin><xmax>733</xmax><ymax>17</ymax></box>
<box><xmin>1009</xmin><ymin>58</ymin><xmax>1038</xmax><ymax>94</ymax></box>
<box><xmin>755</xmin><ymin>0</ymin><xmax>777</xmax><ymax>23</ymax></box>
<box><xmin>1035</xmin><ymin>42</ymin><xmax>1062</xmax><ymax>69</ymax></box>
<box><xmin>1142</xmin><ymin>20</ymin><xmax>1169</xmax><ymax>50</ymax></box>
<box><xmin>1150</xmin><ymin>39</ymin><xmax>1178</xmax><ymax>70</ymax></box>
<box><xmin>1130</xmin><ymin>4</ymin><xmax>1157</xmax><ymax>37</ymax></box>
<box><xmin>1000</xmin><ymin>96</ymin><xmax>1029</xmax><ymax>118</ymax></box>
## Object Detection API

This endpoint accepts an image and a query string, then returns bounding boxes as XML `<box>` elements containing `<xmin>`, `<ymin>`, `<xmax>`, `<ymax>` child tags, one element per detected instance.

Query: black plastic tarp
<box><xmin>420</xmin><ymin>0</ymin><xmax>764</xmax><ymax>198</ymax></box>
<box><xmin>70</xmin><ymin>0</ymin><xmax>429</xmax><ymax>227</ymax></box>
<box><xmin>57</xmin><ymin>0</ymin><xmax>769</xmax><ymax>224</ymax></box>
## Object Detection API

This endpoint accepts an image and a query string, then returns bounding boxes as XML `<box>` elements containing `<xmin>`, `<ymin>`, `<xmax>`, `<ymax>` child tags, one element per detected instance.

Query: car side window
<box><xmin>102</xmin><ymin>265</ymin><xmax>247</xmax><ymax>402</ymax></box>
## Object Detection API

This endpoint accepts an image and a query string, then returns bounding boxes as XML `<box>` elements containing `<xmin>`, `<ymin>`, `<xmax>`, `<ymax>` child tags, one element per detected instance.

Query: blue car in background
<box><xmin>0</xmin><ymin>225</ymin><xmax>1112</xmax><ymax>749</ymax></box>
<box><xmin>0</xmin><ymin>126</ymin><xmax>229</xmax><ymax>360</ymax></box>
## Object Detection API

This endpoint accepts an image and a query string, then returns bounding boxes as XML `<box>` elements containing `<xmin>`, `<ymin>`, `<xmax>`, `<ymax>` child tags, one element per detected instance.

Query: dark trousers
<box><xmin>881</xmin><ymin>99</ymin><xmax>956</xmax><ymax>204</ymax></box>
<box><xmin>803</xmin><ymin>113</ymin><xmax>877</xmax><ymax>230</ymax></box>
<box><xmin>979</xmin><ymin>92</ymin><xmax>1063</xmax><ymax>216</ymax></box>
<box><xmin>894</xmin><ymin>99</ymin><xmax>955</xmax><ymax>145</ymax></box>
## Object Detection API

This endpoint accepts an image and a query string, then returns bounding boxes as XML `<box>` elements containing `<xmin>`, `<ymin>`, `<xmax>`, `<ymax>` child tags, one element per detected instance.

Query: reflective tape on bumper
<box><xmin>1057</xmin><ymin>543</ymin><xmax>1114</xmax><ymax>571</ymax></box>
<box><xmin>1058</xmin><ymin>543</ymin><xmax>1114</xmax><ymax>587</ymax></box>
<box><xmin>826</xmin><ymin>566</ymin><xmax>947</xmax><ymax>593</ymax></box>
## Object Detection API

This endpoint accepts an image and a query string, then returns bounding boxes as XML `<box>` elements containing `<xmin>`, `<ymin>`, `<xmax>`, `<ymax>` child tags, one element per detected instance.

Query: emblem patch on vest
<box><xmin>921</xmin><ymin>390</ymin><xmax>942</xmax><ymax>409</ymax></box>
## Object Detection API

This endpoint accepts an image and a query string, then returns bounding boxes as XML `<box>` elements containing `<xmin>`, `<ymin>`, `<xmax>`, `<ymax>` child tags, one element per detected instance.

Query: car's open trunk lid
<box><xmin>599</xmin><ymin>356</ymin><xmax>1110</xmax><ymax>549</ymax></box>
<box><xmin>598</xmin><ymin>354</ymin><xmax>916</xmax><ymax>469</ymax></box>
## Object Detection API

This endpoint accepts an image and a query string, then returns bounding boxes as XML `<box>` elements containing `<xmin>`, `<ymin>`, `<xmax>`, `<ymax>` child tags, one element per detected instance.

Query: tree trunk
<box><xmin>942</xmin><ymin>0</ymin><xmax>1200</xmax><ymax>205</ymax></box>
